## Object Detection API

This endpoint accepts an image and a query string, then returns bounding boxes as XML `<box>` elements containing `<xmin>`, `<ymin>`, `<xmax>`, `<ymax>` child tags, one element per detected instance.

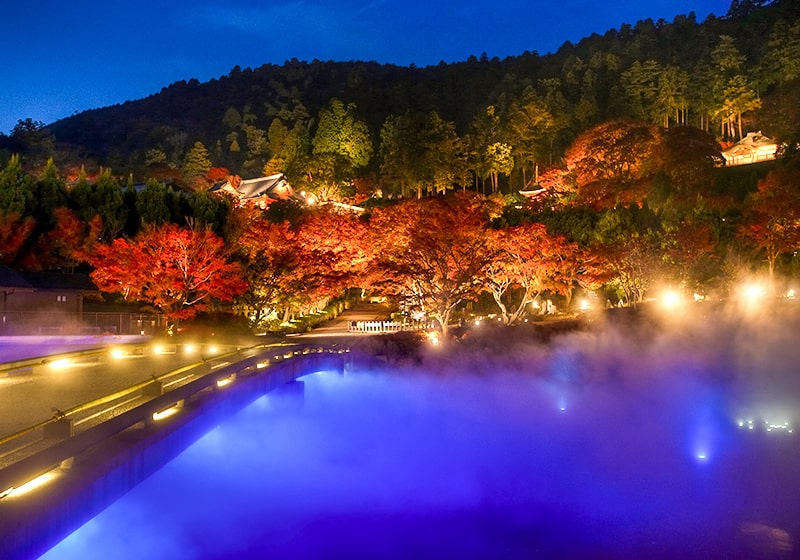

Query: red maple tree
<box><xmin>738</xmin><ymin>164</ymin><xmax>800</xmax><ymax>287</ymax></box>
<box><xmin>485</xmin><ymin>223</ymin><xmax>581</xmax><ymax>324</ymax></box>
<box><xmin>369</xmin><ymin>193</ymin><xmax>495</xmax><ymax>335</ymax></box>
<box><xmin>294</xmin><ymin>206</ymin><xmax>374</xmax><ymax>300</ymax></box>
<box><xmin>90</xmin><ymin>224</ymin><xmax>247</xmax><ymax>328</ymax></box>
<box><xmin>235</xmin><ymin>218</ymin><xmax>300</xmax><ymax>326</ymax></box>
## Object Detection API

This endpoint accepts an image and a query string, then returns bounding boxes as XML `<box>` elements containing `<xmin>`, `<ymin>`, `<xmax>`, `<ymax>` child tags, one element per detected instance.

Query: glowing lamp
<box><xmin>743</xmin><ymin>283</ymin><xmax>766</xmax><ymax>300</ymax></box>
<box><xmin>49</xmin><ymin>358</ymin><xmax>72</xmax><ymax>369</ymax></box>
<box><xmin>153</xmin><ymin>406</ymin><xmax>180</xmax><ymax>421</ymax></box>
<box><xmin>1</xmin><ymin>471</ymin><xmax>59</xmax><ymax>499</ymax></box>
<box><xmin>660</xmin><ymin>289</ymin><xmax>680</xmax><ymax>308</ymax></box>
<box><xmin>216</xmin><ymin>374</ymin><xmax>235</xmax><ymax>388</ymax></box>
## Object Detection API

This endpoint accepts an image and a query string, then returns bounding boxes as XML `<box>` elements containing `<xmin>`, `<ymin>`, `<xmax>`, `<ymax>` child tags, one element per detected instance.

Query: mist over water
<box><xmin>41</xmin><ymin>304</ymin><xmax>800</xmax><ymax>559</ymax></box>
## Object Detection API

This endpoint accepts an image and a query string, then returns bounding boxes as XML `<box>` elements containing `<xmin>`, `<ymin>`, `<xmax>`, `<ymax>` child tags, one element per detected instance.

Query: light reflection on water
<box><xmin>41</xmin><ymin>362</ymin><xmax>800</xmax><ymax>559</ymax></box>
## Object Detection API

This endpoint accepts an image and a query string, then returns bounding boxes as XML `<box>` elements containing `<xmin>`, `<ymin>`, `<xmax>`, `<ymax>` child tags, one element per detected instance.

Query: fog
<box><xmin>41</xmin><ymin>302</ymin><xmax>800</xmax><ymax>559</ymax></box>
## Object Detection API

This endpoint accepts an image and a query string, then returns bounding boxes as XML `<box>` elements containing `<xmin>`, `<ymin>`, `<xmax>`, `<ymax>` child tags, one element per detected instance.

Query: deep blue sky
<box><xmin>2</xmin><ymin>0</ymin><xmax>731</xmax><ymax>135</ymax></box>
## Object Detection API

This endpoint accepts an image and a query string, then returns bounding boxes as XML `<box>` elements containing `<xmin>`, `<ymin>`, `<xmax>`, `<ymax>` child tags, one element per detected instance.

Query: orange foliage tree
<box><xmin>565</xmin><ymin>120</ymin><xmax>663</xmax><ymax>208</ymax></box>
<box><xmin>293</xmin><ymin>206</ymin><xmax>374</xmax><ymax>305</ymax></box>
<box><xmin>0</xmin><ymin>211</ymin><xmax>35</xmax><ymax>266</ymax></box>
<box><xmin>485</xmin><ymin>223</ymin><xmax>582</xmax><ymax>324</ymax></box>
<box><xmin>19</xmin><ymin>208</ymin><xmax>102</xmax><ymax>271</ymax></box>
<box><xmin>369</xmin><ymin>193</ymin><xmax>495</xmax><ymax>335</ymax></box>
<box><xmin>737</xmin><ymin>163</ymin><xmax>800</xmax><ymax>288</ymax></box>
<box><xmin>235</xmin><ymin>218</ymin><xmax>300</xmax><ymax>327</ymax></box>
<box><xmin>662</xmin><ymin>218</ymin><xmax>718</xmax><ymax>290</ymax></box>
<box><xmin>90</xmin><ymin>224</ymin><xmax>247</xmax><ymax>328</ymax></box>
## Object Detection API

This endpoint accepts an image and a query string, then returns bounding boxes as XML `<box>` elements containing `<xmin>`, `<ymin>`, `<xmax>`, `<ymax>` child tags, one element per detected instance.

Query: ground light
<box><xmin>660</xmin><ymin>289</ymin><xmax>681</xmax><ymax>308</ymax></box>
<box><xmin>48</xmin><ymin>358</ymin><xmax>73</xmax><ymax>369</ymax></box>
<box><xmin>152</xmin><ymin>401</ymin><xmax>183</xmax><ymax>422</ymax></box>
<box><xmin>1</xmin><ymin>470</ymin><xmax>60</xmax><ymax>500</ymax></box>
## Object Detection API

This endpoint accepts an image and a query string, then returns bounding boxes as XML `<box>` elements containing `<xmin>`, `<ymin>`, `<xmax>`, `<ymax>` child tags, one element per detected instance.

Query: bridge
<box><xmin>0</xmin><ymin>341</ymin><xmax>350</xmax><ymax>560</ymax></box>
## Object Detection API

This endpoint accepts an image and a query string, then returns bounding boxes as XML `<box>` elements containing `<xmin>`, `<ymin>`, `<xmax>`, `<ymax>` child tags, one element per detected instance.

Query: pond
<box><xmin>40</xmin><ymin>313</ymin><xmax>800</xmax><ymax>559</ymax></box>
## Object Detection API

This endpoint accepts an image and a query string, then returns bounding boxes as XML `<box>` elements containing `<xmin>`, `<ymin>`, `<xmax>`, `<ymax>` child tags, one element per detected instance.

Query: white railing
<box><xmin>347</xmin><ymin>320</ymin><xmax>434</xmax><ymax>333</ymax></box>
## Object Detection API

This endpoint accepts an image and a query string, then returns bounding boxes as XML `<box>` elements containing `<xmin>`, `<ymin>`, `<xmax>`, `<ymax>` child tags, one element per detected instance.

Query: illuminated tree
<box><xmin>720</xmin><ymin>75</ymin><xmax>761</xmax><ymax>140</ymax></box>
<box><xmin>564</xmin><ymin>120</ymin><xmax>664</xmax><ymax>209</ymax></box>
<box><xmin>484</xmin><ymin>142</ymin><xmax>514</xmax><ymax>194</ymax></box>
<box><xmin>505</xmin><ymin>88</ymin><xmax>560</xmax><ymax>187</ymax></box>
<box><xmin>467</xmin><ymin>106</ymin><xmax>512</xmax><ymax>193</ymax></box>
<box><xmin>294</xmin><ymin>206</ymin><xmax>374</xmax><ymax>301</ymax></box>
<box><xmin>485</xmin><ymin>223</ymin><xmax>580</xmax><ymax>324</ymax></box>
<box><xmin>380</xmin><ymin>111</ymin><xmax>467</xmax><ymax>198</ymax></box>
<box><xmin>235</xmin><ymin>217</ymin><xmax>300</xmax><ymax>328</ymax></box>
<box><xmin>759</xmin><ymin>20</ymin><xmax>800</xmax><ymax>87</ymax></box>
<box><xmin>565</xmin><ymin>120</ymin><xmax>662</xmax><ymax>186</ymax></box>
<box><xmin>24</xmin><ymin>208</ymin><xmax>102</xmax><ymax>272</ymax></box>
<box><xmin>708</xmin><ymin>35</ymin><xmax>760</xmax><ymax>139</ymax></box>
<box><xmin>69</xmin><ymin>167</ymin><xmax>126</xmax><ymax>242</ymax></box>
<box><xmin>621</xmin><ymin>60</ymin><xmax>662</xmax><ymax>122</ymax></box>
<box><xmin>135</xmin><ymin>178</ymin><xmax>174</xmax><ymax>225</ymax></box>
<box><xmin>369</xmin><ymin>193</ymin><xmax>495</xmax><ymax>335</ymax></box>
<box><xmin>737</xmin><ymin>165</ymin><xmax>800</xmax><ymax>287</ymax></box>
<box><xmin>90</xmin><ymin>224</ymin><xmax>247</xmax><ymax>328</ymax></box>
<box><xmin>264</xmin><ymin>118</ymin><xmax>309</xmax><ymax>184</ymax></box>
<box><xmin>662</xmin><ymin>218</ymin><xmax>718</xmax><ymax>291</ymax></box>
<box><xmin>189</xmin><ymin>189</ymin><xmax>230</xmax><ymax>233</ymax></box>
<box><xmin>31</xmin><ymin>157</ymin><xmax>67</xmax><ymax>228</ymax></box>
<box><xmin>660</xmin><ymin>126</ymin><xmax>725</xmax><ymax>193</ymax></box>
<box><xmin>183</xmin><ymin>141</ymin><xmax>212</xmax><ymax>180</ymax></box>
<box><xmin>593</xmin><ymin>206</ymin><xmax>664</xmax><ymax>304</ymax></box>
<box><xmin>312</xmin><ymin>99</ymin><xmax>373</xmax><ymax>169</ymax></box>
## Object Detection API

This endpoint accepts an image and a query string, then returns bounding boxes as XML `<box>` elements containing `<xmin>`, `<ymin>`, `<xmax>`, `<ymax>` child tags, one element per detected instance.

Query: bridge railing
<box><xmin>0</xmin><ymin>344</ymin><xmax>346</xmax><ymax>501</ymax></box>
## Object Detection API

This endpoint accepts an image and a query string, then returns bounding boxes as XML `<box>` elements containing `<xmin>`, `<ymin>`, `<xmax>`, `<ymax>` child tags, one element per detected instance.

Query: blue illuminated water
<box><xmin>40</xmin><ymin>320</ymin><xmax>800</xmax><ymax>559</ymax></box>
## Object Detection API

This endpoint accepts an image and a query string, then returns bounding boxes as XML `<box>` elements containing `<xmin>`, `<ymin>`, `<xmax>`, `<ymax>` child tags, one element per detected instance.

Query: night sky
<box><xmin>2</xmin><ymin>0</ymin><xmax>732</xmax><ymax>135</ymax></box>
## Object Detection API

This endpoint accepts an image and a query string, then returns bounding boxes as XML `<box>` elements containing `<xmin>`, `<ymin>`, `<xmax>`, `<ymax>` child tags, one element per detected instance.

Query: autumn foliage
<box><xmin>369</xmin><ymin>193</ymin><xmax>496</xmax><ymax>334</ymax></box>
<box><xmin>0</xmin><ymin>211</ymin><xmax>35</xmax><ymax>265</ymax></box>
<box><xmin>90</xmin><ymin>224</ymin><xmax>247</xmax><ymax>325</ymax></box>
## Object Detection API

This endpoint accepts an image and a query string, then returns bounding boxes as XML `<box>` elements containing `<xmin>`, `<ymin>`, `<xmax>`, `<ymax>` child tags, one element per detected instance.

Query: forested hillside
<box><xmin>2</xmin><ymin>0</ymin><xmax>798</xmax><ymax>197</ymax></box>
<box><xmin>1</xmin><ymin>0</ymin><xmax>800</xmax><ymax>332</ymax></box>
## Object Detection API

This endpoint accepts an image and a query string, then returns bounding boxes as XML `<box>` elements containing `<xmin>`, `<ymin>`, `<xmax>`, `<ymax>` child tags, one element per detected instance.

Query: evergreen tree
<box><xmin>0</xmin><ymin>154</ymin><xmax>32</xmax><ymax>215</ymax></box>
<box><xmin>183</xmin><ymin>141</ymin><xmax>212</xmax><ymax>179</ymax></box>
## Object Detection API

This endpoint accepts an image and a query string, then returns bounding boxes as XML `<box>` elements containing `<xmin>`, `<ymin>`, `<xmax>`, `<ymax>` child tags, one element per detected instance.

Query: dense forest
<box><xmin>1</xmin><ymin>0</ymin><xmax>799</xmax><ymax>334</ymax></box>
<box><xmin>1</xmin><ymin>0</ymin><xmax>799</xmax><ymax>194</ymax></box>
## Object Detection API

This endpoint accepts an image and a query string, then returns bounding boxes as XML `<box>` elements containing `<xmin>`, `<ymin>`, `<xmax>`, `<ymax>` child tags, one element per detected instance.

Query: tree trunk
<box><xmin>738</xmin><ymin>112</ymin><xmax>743</xmax><ymax>140</ymax></box>
<box><xmin>491</xmin><ymin>291</ymin><xmax>510</xmax><ymax>325</ymax></box>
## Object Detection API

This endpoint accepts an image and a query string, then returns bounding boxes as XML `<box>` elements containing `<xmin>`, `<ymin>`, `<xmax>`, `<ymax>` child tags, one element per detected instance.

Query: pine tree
<box><xmin>183</xmin><ymin>141</ymin><xmax>212</xmax><ymax>179</ymax></box>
